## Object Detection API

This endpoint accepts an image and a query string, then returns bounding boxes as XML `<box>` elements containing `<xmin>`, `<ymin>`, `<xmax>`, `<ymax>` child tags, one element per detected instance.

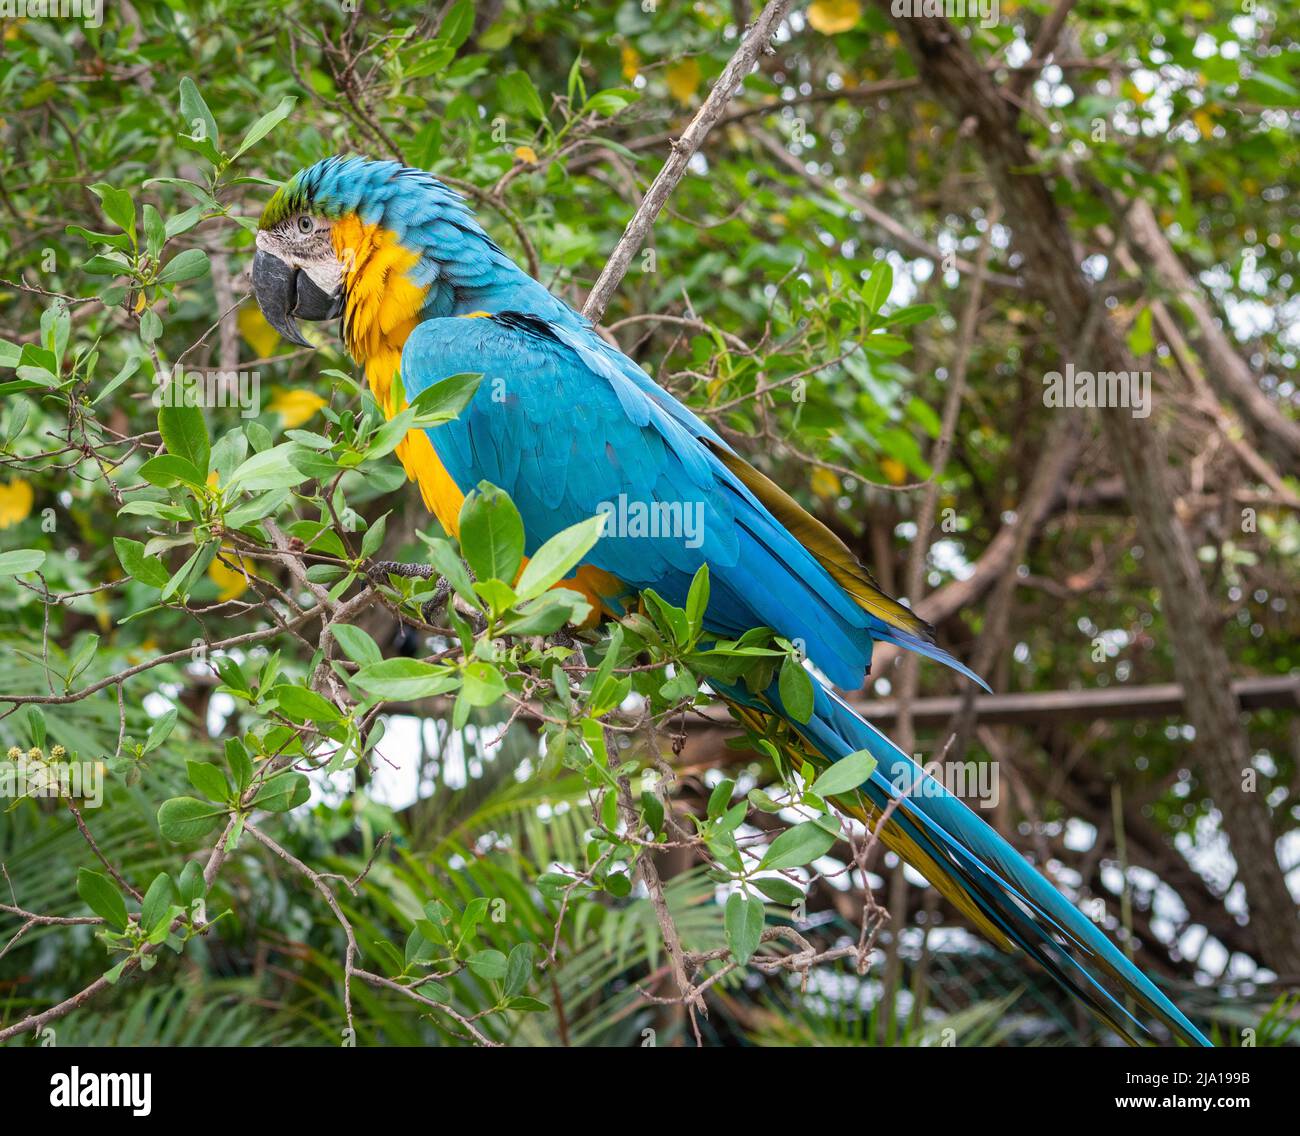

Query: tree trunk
<box><xmin>874</xmin><ymin>4</ymin><xmax>1300</xmax><ymax>974</ymax></box>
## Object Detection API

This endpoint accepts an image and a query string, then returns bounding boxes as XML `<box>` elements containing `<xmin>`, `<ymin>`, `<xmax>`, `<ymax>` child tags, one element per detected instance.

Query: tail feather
<box><xmin>719</xmin><ymin>675</ymin><xmax>1211</xmax><ymax>1048</ymax></box>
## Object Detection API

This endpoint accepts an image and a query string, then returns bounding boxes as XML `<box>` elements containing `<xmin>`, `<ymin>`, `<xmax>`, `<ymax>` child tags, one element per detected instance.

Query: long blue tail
<box><xmin>721</xmin><ymin>675</ymin><xmax>1211</xmax><ymax>1047</ymax></box>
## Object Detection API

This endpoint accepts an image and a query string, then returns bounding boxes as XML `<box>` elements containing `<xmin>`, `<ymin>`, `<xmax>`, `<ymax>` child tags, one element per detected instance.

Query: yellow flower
<box><xmin>238</xmin><ymin>305</ymin><xmax>282</xmax><ymax>359</ymax></box>
<box><xmin>1193</xmin><ymin>109</ymin><xmax>1215</xmax><ymax>139</ymax></box>
<box><xmin>810</xmin><ymin>467</ymin><xmax>841</xmax><ymax>500</ymax></box>
<box><xmin>269</xmin><ymin>388</ymin><xmax>327</xmax><ymax>428</ymax></box>
<box><xmin>881</xmin><ymin>457</ymin><xmax>908</xmax><ymax>485</ymax></box>
<box><xmin>209</xmin><ymin>552</ymin><xmax>257</xmax><ymax>602</ymax></box>
<box><xmin>513</xmin><ymin>145</ymin><xmax>538</xmax><ymax>164</ymax></box>
<box><xmin>621</xmin><ymin>43</ymin><xmax>641</xmax><ymax>82</ymax></box>
<box><xmin>665</xmin><ymin>59</ymin><xmax>701</xmax><ymax>105</ymax></box>
<box><xmin>808</xmin><ymin>0</ymin><xmax>861</xmax><ymax>35</ymax></box>
<box><xmin>0</xmin><ymin>478</ymin><xmax>34</xmax><ymax>529</ymax></box>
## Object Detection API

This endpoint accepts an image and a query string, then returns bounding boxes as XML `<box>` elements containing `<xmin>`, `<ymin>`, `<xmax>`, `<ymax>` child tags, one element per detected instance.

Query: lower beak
<box><xmin>251</xmin><ymin>250</ymin><xmax>343</xmax><ymax>348</ymax></box>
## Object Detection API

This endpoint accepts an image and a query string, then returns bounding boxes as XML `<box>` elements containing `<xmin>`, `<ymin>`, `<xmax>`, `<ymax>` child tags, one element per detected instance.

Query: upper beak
<box><xmin>251</xmin><ymin>249</ymin><xmax>343</xmax><ymax>349</ymax></box>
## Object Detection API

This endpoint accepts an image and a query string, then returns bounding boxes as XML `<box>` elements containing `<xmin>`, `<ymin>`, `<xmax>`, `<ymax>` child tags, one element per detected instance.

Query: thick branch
<box><xmin>581</xmin><ymin>0</ymin><xmax>795</xmax><ymax>323</ymax></box>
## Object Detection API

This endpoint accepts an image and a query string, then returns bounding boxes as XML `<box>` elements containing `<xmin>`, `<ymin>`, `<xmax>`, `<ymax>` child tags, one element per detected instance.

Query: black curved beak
<box><xmin>251</xmin><ymin>249</ymin><xmax>343</xmax><ymax>348</ymax></box>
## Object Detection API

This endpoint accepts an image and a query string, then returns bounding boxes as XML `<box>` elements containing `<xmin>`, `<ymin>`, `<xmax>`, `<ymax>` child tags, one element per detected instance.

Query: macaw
<box><xmin>252</xmin><ymin>156</ymin><xmax>1210</xmax><ymax>1047</ymax></box>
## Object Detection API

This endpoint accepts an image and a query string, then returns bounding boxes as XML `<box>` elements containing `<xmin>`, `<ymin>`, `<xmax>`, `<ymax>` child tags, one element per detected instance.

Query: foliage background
<box><xmin>0</xmin><ymin>0</ymin><xmax>1296</xmax><ymax>1046</ymax></box>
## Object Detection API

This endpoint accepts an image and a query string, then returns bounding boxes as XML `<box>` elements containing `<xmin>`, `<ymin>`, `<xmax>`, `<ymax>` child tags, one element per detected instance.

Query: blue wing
<box><xmin>400</xmin><ymin>312</ymin><xmax>979</xmax><ymax>690</ymax></box>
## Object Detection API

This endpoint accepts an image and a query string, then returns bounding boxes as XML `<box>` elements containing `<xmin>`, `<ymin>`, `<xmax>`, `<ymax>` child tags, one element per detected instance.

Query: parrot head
<box><xmin>251</xmin><ymin>156</ymin><xmax>518</xmax><ymax>357</ymax></box>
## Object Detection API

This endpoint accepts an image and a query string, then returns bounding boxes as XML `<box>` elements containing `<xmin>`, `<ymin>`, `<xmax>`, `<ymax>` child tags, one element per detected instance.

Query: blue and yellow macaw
<box><xmin>252</xmin><ymin>156</ymin><xmax>1210</xmax><ymax>1046</ymax></box>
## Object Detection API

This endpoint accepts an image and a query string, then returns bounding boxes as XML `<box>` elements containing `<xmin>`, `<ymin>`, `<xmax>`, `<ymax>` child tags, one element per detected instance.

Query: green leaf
<box><xmin>231</xmin><ymin>95</ymin><xmax>297</xmax><ymax>159</ymax></box>
<box><xmin>157</xmin><ymin>248</ymin><xmax>210</xmax><ymax>285</ymax></box>
<box><xmin>408</xmin><ymin>372</ymin><xmax>483</xmax><ymax>424</ymax></box>
<box><xmin>88</xmin><ymin>183</ymin><xmax>136</xmax><ymax>243</ymax></box>
<box><xmin>753</xmin><ymin>876</ymin><xmax>805</xmax><ymax>906</ymax></box>
<box><xmin>186</xmin><ymin>759</ymin><xmax>231</xmax><ymax>802</ymax></box>
<box><xmin>158</xmin><ymin>401</ymin><xmax>210</xmax><ymax>478</ymax></box>
<box><xmin>330</xmin><ymin>624</ymin><xmax>383</xmax><ymax>668</ymax></box>
<box><xmin>467</xmin><ymin>948</ymin><xmax>509</xmax><ymax>981</ymax></box>
<box><xmin>685</xmin><ymin>564</ymin><xmax>710</xmax><ymax>637</ymax></box>
<box><xmin>0</xmin><ymin>549</ymin><xmax>45</xmax><ymax>576</ymax></box>
<box><xmin>141</xmin><ymin>708</ymin><xmax>178</xmax><ymax>755</ymax></box>
<box><xmin>274</xmin><ymin>684</ymin><xmax>343</xmax><ymax>723</ymax></box>
<box><xmin>458</xmin><ymin>483</ymin><xmax>525</xmax><ymax>582</ymax></box>
<box><xmin>504</xmin><ymin>942</ymin><xmax>533</xmax><ymax>997</ymax></box>
<box><xmin>353</xmin><ymin>658</ymin><xmax>459</xmax><ymax>701</ymax></box>
<box><xmin>139</xmin><ymin>872</ymin><xmax>175</xmax><ymax>934</ymax></box>
<box><xmin>778</xmin><ymin>656</ymin><xmax>814</xmax><ymax>724</ymax></box>
<box><xmin>725</xmin><ymin>891</ymin><xmax>764</xmax><ymax>966</ymax></box>
<box><xmin>862</xmin><ymin>260</ymin><xmax>893</xmax><ymax>313</ymax></box>
<box><xmin>77</xmin><ymin>868</ymin><xmax>128</xmax><ymax>931</ymax></box>
<box><xmin>158</xmin><ymin>796</ymin><xmax>227</xmax><ymax>842</ymax></box>
<box><xmin>176</xmin><ymin>860</ymin><xmax>206</xmax><ymax>907</ymax></box>
<box><xmin>499</xmin><ymin>71</ymin><xmax>547</xmax><ymax>120</ymax></box>
<box><xmin>707</xmin><ymin>778</ymin><xmax>735</xmax><ymax>818</ymax></box>
<box><xmin>514</xmin><ymin>514</ymin><xmax>604</xmax><ymax>601</ymax></box>
<box><xmin>809</xmin><ymin>750</ymin><xmax>878</xmax><ymax>799</ymax></box>
<box><xmin>461</xmin><ymin>661</ymin><xmax>507</xmax><ymax>707</ymax></box>
<box><xmin>178</xmin><ymin>76</ymin><xmax>220</xmax><ymax>151</ymax></box>
<box><xmin>138</xmin><ymin>453</ymin><xmax>206</xmax><ymax>490</ymax></box>
<box><xmin>251</xmin><ymin>771</ymin><xmax>310</xmax><ymax>813</ymax></box>
<box><xmin>758</xmin><ymin>820</ymin><xmax>838</xmax><ymax>872</ymax></box>
<box><xmin>439</xmin><ymin>0</ymin><xmax>475</xmax><ymax>48</ymax></box>
<box><xmin>226</xmin><ymin>443</ymin><xmax>307</xmax><ymax>492</ymax></box>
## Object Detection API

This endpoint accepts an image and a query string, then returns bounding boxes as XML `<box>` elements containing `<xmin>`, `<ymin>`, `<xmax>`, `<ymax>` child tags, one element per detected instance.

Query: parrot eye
<box><xmin>295</xmin><ymin>215</ymin><xmax>314</xmax><ymax>235</ymax></box>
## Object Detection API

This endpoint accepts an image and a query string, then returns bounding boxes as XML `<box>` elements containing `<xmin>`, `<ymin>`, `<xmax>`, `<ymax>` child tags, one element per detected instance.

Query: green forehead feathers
<box><xmin>258</xmin><ymin>177</ymin><xmax>310</xmax><ymax>231</ymax></box>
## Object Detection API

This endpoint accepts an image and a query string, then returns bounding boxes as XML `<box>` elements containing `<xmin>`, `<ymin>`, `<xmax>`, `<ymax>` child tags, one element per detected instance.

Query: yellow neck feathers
<box><xmin>329</xmin><ymin>215</ymin><xmax>464</xmax><ymax>535</ymax></box>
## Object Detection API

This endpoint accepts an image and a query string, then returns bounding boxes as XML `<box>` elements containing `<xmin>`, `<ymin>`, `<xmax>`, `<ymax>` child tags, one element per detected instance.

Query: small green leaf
<box><xmin>458</xmin><ymin>483</ymin><xmax>525</xmax><ymax>583</ymax></box>
<box><xmin>461</xmin><ymin>661</ymin><xmax>507</xmax><ymax>707</ymax></box>
<box><xmin>139</xmin><ymin>872</ymin><xmax>175</xmax><ymax>934</ymax></box>
<box><xmin>467</xmin><ymin>948</ymin><xmax>509</xmax><ymax>982</ymax></box>
<box><xmin>758</xmin><ymin>820</ymin><xmax>838</xmax><ymax>872</ymax></box>
<box><xmin>513</xmin><ymin>514</ymin><xmax>604</xmax><ymax>601</ymax></box>
<box><xmin>408</xmin><ymin>372</ymin><xmax>483</xmax><ymax>424</ymax></box>
<box><xmin>274</xmin><ymin>684</ymin><xmax>343</xmax><ymax>723</ymax></box>
<box><xmin>0</xmin><ymin>549</ymin><xmax>45</xmax><ymax>576</ymax></box>
<box><xmin>114</xmin><ymin>537</ymin><xmax>171</xmax><ymax>589</ymax></box>
<box><xmin>157</xmin><ymin>248</ymin><xmax>210</xmax><ymax>284</ymax></box>
<box><xmin>778</xmin><ymin>655</ymin><xmax>815</xmax><ymax>724</ymax></box>
<box><xmin>251</xmin><ymin>771</ymin><xmax>310</xmax><ymax>813</ymax></box>
<box><xmin>231</xmin><ymin>95</ymin><xmax>297</xmax><ymax>160</ymax></box>
<box><xmin>504</xmin><ymin>942</ymin><xmax>533</xmax><ymax>998</ymax></box>
<box><xmin>725</xmin><ymin>891</ymin><xmax>764</xmax><ymax>966</ymax></box>
<box><xmin>330</xmin><ymin>624</ymin><xmax>383</xmax><ymax>667</ymax></box>
<box><xmin>158</xmin><ymin>399</ymin><xmax>210</xmax><ymax>475</ymax></box>
<box><xmin>499</xmin><ymin>71</ymin><xmax>547</xmax><ymax>120</ymax></box>
<box><xmin>753</xmin><ymin>876</ymin><xmax>805</xmax><ymax>906</ymax></box>
<box><xmin>158</xmin><ymin>796</ymin><xmax>227</xmax><ymax>842</ymax></box>
<box><xmin>809</xmin><ymin>750</ymin><xmax>878</xmax><ymax>799</ymax></box>
<box><xmin>77</xmin><ymin>868</ymin><xmax>128</xmax><ymax>931</ymax></box>
<box><xmin>88</xmin><ymin>183</ymin><xmax>136</xmax><ymax>243</ymax></box>
<box><xmin>707</xmin><ymin>778</ymin><xmax>735</xmax><ymax>819</ymax></box>
<box><xmin>353</xmin><ymin>658</ymin><xmax>459</xmax><ymax>701</ymax></box>
<box><xmin>186</xmin><ymin>760</ymin><xmax>231</xmax><ymax>802</ymax></box>
<box><xmin>178</xmin><ymin>76</ymin><xmax>220</xmax><ymax>151</ymax></box>
<box><xmin>138</xmin><ymin>453</ymin><xmax>206</xmax><ymax>490</ymax></box>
